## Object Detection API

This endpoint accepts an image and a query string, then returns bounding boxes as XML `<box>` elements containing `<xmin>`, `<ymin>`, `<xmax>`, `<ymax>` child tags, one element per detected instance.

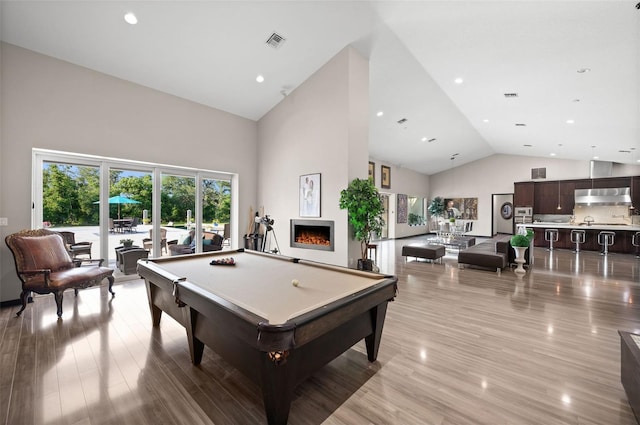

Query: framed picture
<box><xmin>368</xmin><ymin>161</ymin><xmax>375</xmax><ymax>183</ymax></box>
<box><xmin>381</xmin><ymin>165</ymin><xmax>391</xmax><ymax>189</ymax></box>
<box><xmin>397</xmin><ymin>194</ymin><xmax>408</xmax><ymax>223</ymax></box>
<box><xmin>299</xmin><ymin>173</ymin><xmax>321</xmax><ymax>217</ymax></box>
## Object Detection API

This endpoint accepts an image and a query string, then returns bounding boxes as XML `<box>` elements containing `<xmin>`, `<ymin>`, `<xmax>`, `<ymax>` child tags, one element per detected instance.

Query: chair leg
<box><xmin>16</xmin><ymin>290</ymin><xmax>29</xmax><ymax>317</ymax></box>
<box><xmin>108</xmin><ymin>276</ymin><xmax>115</xmax><ymax>297</ymax></box>
<box><xmin>54</xmin><ymin>291</ymin><xmax>64</xmax><ymax>317</ymax></box>
<box><xmin>74</xmin><ymin>288</ymin><xmax>79</xmax><ymax>296</ymax></box>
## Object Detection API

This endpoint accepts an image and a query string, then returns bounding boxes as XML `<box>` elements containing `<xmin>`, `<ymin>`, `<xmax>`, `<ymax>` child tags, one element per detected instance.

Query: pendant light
<box><xmin>556</xmin><ymin>180</ymin><xmax>562</xmax><ymax>210</ymax></box>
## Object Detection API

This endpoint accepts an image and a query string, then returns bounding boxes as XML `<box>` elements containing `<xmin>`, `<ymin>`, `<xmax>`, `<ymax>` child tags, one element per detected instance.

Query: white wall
<box><xmin>257</xmin><ymin>47</ymin><xmax>369</xmax><ymax>268</ymax></box>
<box><xmin>0</xmin><ymin>43</ymin><xmax>259</xmax><ymax>302</ymax></box>
<box><xmin>370</xmin><ymin>159</ymin><xmax>430</xmax><ymax>239</ymax></box>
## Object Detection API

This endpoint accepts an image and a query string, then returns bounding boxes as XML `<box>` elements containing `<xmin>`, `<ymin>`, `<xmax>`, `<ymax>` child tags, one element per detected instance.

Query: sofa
<box><xmin>169</xmin><ymin>230</ymin><xmax>223</xmax><ymax>255</ymax></box>
<box><xmin>457</xmin><ymin>235</ymin><xmax>528</xmax><ymax>273</ymax></box>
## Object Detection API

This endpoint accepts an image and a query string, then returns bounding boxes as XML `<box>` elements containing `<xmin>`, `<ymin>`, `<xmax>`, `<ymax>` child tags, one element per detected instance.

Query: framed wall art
<box><xmin>397</xmin><ymin>194</ymin><xmax>408</xmax><ymax>224</ymax></box>
<box><xmin>444</xmin><ymin>197</ymin><xmax>478</xmax><ymax>220</ymax></box>
<box><xmin>381</xmin><ymin>165</ymin><xmax>391</xmax><ymax>189</ymax></box>
<box><xmin>368</xmin><ymin>161</ymin><xmax>375</xmax><ymax>183</ymax></box>
<box><xmin>299</xmin><ymin>173</ymin><xmax>321</xmax><ymax>217</ymax></box>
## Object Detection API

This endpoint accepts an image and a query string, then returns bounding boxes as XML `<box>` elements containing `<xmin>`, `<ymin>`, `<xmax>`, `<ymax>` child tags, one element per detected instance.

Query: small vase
<box><xmin>513</xmin><ymin>246</ymin><xmax>527</xmax><ymax>274</ymax></box>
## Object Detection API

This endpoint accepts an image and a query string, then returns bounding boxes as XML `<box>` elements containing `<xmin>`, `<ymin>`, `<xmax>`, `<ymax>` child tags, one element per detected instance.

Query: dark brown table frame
<box><xmin>137</xmin><ymin>249</ymin><xmax>397</xmax><ymax>425</ymax></box>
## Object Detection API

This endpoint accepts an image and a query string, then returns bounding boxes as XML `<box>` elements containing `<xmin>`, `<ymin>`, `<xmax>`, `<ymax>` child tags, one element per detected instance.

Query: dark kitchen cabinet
<box><xmin>514</xmin><ymin>182</ymin><xmax>534</xmax><ymax>207</ymax></box>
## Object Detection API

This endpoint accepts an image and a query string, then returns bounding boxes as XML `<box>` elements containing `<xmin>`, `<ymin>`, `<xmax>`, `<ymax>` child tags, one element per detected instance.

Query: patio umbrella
<box><xmin>94</xmin><ymin>195</ymin><xmax>141</xmax><ymax>219</ymax></box>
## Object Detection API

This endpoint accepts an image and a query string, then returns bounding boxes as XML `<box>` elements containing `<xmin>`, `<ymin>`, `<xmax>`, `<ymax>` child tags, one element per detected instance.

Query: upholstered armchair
<box><xmin>5</xmin><ymin>229</ymin><xmax>115</xmax><ymax>318</ymax></box>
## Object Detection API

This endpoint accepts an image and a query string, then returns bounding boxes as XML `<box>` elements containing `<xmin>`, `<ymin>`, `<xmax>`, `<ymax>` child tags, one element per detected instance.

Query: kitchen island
<box><xmin>518</xmin><ymin>222</ymin><xmax>640</xmax><ymax>254</ymax></box>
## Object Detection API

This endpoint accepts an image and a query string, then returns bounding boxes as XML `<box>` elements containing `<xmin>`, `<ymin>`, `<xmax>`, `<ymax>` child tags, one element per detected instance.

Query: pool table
<box><xmin>137</xmin><ymin>249</ymin><xmax>397</xmax><ymax>425</ymax></box>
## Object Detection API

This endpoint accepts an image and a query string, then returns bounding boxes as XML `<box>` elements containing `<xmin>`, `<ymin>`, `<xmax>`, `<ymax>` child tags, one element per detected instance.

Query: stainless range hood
<box><xmin>574</xmin><ymin>187</ymin><xmax>632</xmax><ymax>206</ymax></box>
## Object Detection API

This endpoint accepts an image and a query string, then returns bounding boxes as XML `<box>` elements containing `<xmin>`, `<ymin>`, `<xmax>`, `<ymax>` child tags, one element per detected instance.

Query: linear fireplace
<box><xmin>290</xmin><ymin>219</ymin><xmax>334</xmax><ymax>251</ymax></box>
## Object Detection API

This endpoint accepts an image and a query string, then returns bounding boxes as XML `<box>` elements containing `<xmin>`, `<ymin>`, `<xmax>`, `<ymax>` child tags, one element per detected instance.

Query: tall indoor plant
<box><xmin>339</xmin><ymin>177</ymin><xmax>385</xmax><ymax>270</ymax></box>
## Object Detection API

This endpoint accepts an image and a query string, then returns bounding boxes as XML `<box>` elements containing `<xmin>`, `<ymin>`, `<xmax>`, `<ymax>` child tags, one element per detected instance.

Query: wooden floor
<box><xmin>2</xmin><ymin>236</ymin><xmax>639</xmax><ymax>425</ymax></box>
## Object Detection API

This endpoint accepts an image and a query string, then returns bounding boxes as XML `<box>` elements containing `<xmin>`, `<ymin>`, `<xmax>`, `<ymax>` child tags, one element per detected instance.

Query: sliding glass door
<box><xmin>33</xmin><ymin>149</ymin><xmax>236</xmax><ymax>271</ymax></box>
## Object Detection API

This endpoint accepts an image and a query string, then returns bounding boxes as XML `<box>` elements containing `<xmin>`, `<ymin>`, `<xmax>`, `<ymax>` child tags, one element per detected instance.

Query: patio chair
<box><xmin>143</xmin><ymin>228</ymin><xmax>168</xmax><ymax>254</ymax></box>
<box><xmin>109</xmin><ymin>218</ymin><xmax>120</xmax><ymax>233</ymax></box>
<box><xmin>57</xmin><ymin>230</ymin><xmax>93</xmax><ymax>259</ymax></box>
<box><xmin>5</xmin><ymin>229</ymin><xmax>114</xmax><ymax>318</ymax></box>
<box><xmin>125</xmin><ymin>217</ymin><xmax>139</xmax><ymax>232</ymax></box>
<box><xmin>169</xmin><ymin>230</ymin><xmax>223</xmax><ymax>255</ymax></box>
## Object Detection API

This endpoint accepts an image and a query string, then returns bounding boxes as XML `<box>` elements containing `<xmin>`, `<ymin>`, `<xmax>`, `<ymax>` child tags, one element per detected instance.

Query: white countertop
<box><xmin>519</xmin><ymin>222</ymin><xmax>640</xmax><ymax>231</ymax></box>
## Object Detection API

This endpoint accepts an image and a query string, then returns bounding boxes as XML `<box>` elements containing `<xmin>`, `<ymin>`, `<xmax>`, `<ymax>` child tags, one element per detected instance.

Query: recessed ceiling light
<box><xmin>454</xmin><ymin>78</ymin><xmax>464</xmax><ymax>84</ymax></box>
<box><xmin>483</xmin><ymin>119</ymin><xmax>489</xmax><ymax>123</ymax></box>
<box><xmin>124</xmin><ymin>12</ymin><xmax>138</xmax><ymax>25</ymax></box>
<box><xmin>566</xmin><ymin>119</ymin><xmax>575</xmax><ymax>124</ymax></box>
<box><xmin>577</xmin><ymin>68</ymin><xmax>591</xmax><ymax>73</ymax></box>
<box><xmin>421</xmin><ymin>137</ymin><xmax>427</xmax><ymax>142</ymax></box>
<box><xmin>256</xmin><ymin>75</ymin><xmax>265</xmax><ymax>83</ymax></box>
<box><xmin>376</xmin><ymin>111</ymin><xmax>384</xmax><ymax>117</ymax></box>
<box><xmin>593</xmin><ymin>156</ymin><xmax>600</xmax><ymax>159</ymax></box>
<box><xmin>550</xmin><ymin>153</ymin><xmax>556</xmax><ymax>156</ymax></box>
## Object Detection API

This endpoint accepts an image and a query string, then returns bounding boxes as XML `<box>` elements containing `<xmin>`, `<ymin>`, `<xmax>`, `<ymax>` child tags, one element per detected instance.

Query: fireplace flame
<box><xmin>295</xmin><ymin>230</ymin><xmax>330</xmax><ymax>246</ymax></box>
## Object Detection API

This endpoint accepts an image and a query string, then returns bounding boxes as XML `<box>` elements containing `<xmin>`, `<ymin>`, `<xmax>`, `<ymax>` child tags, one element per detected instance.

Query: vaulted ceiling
<box><xmin>2</xmin><ymin>1</ymin><xmax>639</xmax><ymax>175</ymax></box>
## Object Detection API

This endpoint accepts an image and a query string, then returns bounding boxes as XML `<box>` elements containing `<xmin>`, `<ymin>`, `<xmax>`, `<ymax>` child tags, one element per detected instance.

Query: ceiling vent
<box><xmin>515</xmin><ymin>123</ymin><xmax>527</xmax><ymax>126</ymax></box>
<box><xmin>504</xmin><ymin>93</ymin><xmax>519</xmax><ymax>98</ymax></box>
<box><xmin>266</xmin><ymin>32</ymin><xmax>286</xmax><ymax>49</ymax></box>
<box><xmin>531</xmin><ymin>167</ymin><xmax>546</xmax><ymax>179</ymax></box>
<box><xmin>397</xmin><ymin>118</ymin><xmax>407</xmax><ymax>124</ymax></box>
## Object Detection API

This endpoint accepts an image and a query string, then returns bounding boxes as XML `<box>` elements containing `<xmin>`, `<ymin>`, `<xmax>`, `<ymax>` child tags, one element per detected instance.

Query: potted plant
<box><xmin>120</xmin><ymin>238</ymin><xmax>134</xmax><ymax>248</ymax></box>
<box><xmin>510</xmin><ymin>229</ymin><xmax>534</xmax><ymax>274</ymax></box>
<box><xmin>339</xmin><ymin>178</ymin><xmax>385</xmax><ymax>271</ymax></box>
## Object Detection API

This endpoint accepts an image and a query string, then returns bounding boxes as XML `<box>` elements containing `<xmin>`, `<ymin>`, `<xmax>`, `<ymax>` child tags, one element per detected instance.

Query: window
<box><xmin>33</xmin><ymin>149</ymin><xmax>237</xmax><ymax>267</ymax></box>
<box><xmin>408</xmin><ymin>196</ymin><xmax>426</xmax><ymax>226</ymax></box>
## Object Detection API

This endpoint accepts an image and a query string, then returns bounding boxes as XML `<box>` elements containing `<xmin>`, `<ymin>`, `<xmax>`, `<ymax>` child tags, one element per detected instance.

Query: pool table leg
<box><xmin>145</xmin><ymin>283</ymin><xmax>163</xmax><ymax>326</ymax></box>
<box><xmin>185</xmin><ymin>307</ymin><xmax>206</xmax><ymax>365</ymax></box>
<box><xmin>260</xmin><ymin>356</ymin><xmax>296</xmax><ymax>425</ymax></box>
<box><xmin>365</xmin><ymin>303</ymin><xmax>389</xmax><ymax>362</ymax></box>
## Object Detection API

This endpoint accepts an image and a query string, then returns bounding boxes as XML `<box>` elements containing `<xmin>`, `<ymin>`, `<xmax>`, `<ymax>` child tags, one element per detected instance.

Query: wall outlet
<box><xmin>0</xmin><ymin>217</ymin><xmax>8</xmax><ymax>226</ymax></box>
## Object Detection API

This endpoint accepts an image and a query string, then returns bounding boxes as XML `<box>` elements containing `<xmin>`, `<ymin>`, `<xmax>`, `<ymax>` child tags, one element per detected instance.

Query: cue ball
<box><xmin>292</xmin><ymin>279</ymin><xmax>299</xmax><ymax>287</ymax></box>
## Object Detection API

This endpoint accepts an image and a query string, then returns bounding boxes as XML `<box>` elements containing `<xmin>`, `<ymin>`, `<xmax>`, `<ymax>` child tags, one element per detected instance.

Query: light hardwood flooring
<box><xmin>1</xmin><ymin>236</ymin><xmax>639</xmax><ymax>424</ymax></box>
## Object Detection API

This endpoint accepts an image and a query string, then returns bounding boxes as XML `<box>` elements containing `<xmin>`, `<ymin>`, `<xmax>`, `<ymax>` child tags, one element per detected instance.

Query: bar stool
<box><xmin>367</xmin><ymin>243</ymin><xmax>378</xmax><ymax>261</ymax></box>
<box><xmin>597</xmin><ymin>231</ymin><xmax>615</xmax><ymax>255</ymax></box>
<box><xmin>544</xmin><ymin>229</ymin><xmax>558</xmax><ymax>251</ymax></box>
<box><xmin>570</xmin><ymin>229</ymin><xmax>586</xmax><ymax>253</ymax></box>
<box><xmin>632</xmin><ymin>232</ymin><xmax>640</xmax><ymax>258</ymax></box>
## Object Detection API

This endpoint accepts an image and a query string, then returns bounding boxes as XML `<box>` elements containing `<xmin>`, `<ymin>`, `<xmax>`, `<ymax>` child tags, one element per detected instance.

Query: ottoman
<box><xmin>402</xmin><ymin>244</ymin><xmax>446</xmax><ymax>264</ymax></box>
